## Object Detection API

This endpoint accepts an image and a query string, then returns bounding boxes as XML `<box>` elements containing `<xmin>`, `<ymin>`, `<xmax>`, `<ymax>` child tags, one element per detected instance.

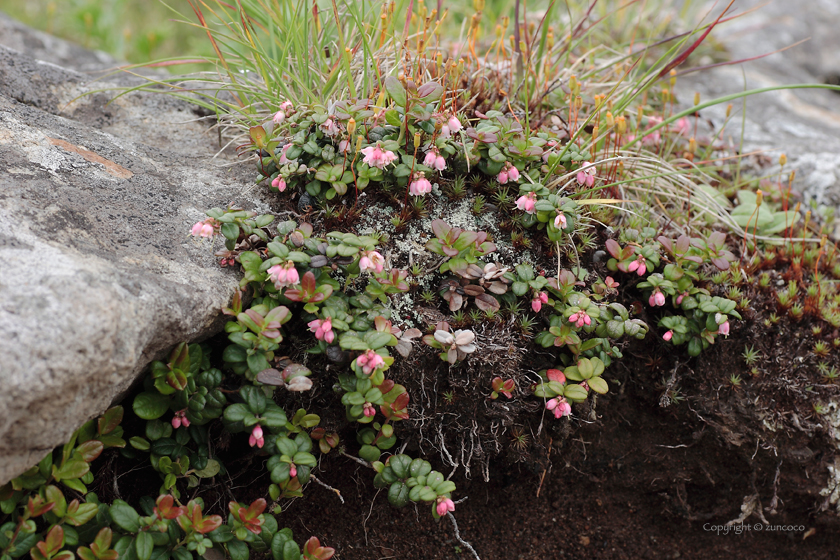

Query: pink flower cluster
<box><xmin>436</xmin><ymin>496</ymin><xmax>455</xmax><ymax>517</ymax></box>
<box><xmin>676</xmin><ymin>291</ymin><xmax>688</xmax><ymax>305</ymax></box>
<box><xmin>423</xmin><ymin>148</ymin><xmax>446</xmax><ymax>171</ymax></box>
<box><xmin>546</xmin><ymin>396</ymin><xmax>572</xmax><ymax>418</ymax></box>
<box><xmin>268</xmin><ymin>261</ymin><xmax>300</xmax><ymax>289</ymax></box>
<box><xmin>516</xmin><ymin>191</ymin><xmax>537</xmax><ymax>214</ymax></box>
<box><xmin>649</xmin><ymin>289</ymin><xmax>666</xmax><ymax>307</ymax></box>
<box><xmin>320</xmin><ymin>117</ymin><xmax>340</xmax><ymax>136</ymax></box>
<box><xmin>308</xmin><ymin>318</ymin><xmax>335</xmax><ymax>343</ymax></box>
<box><xmin>627</xmin><ymin>256</ymin><xmax>647</xmax><ymax>276</ymax></box>
<box><xmin>554</xmin><ymin>211</ymin><xmax>567</xmax><ymax>230</ymax></box>
<box><xmin>361</xmin><ymin>144</ymin><xmax>398</xmax><ymax>169</ymax></box>
<box><xmin>576</xmin><ymin>161</ymin><xmax>596</xmax><ymax>187</ymax></box>
<box><xmin>357</xmin><ymin>349</ymin><xmax>385</xmax><ymax>376</ymax></box>
<box><xmin>440</xmin><ymin>115</ymin><xmax>462</xmax><ymax>138</ymax></box>
<box><xmin>568</xmin><ymin>310</ymin><xmax>591</xmax><ymax>328</ymax></box>
<box><xmin>363</xmin><ymin>402</ymin><xmax>376</xmax><ymax>417</ymax></box>
<box><xmin>171</xmin><ymin>409</ymin><xmax>190</xmax><ymax>429</ymax></box>
<box><xmin>271</xmin><ymin>177</ymin><xmax>287</xmax><ymax>192</ymax></box>
<box><xmin>359</xmin><ymin>250</ymin><xmax>385</xmax><ymax>273</ymax></box>
<box><xmin>278</xmin><ymin>143</ymin><xmax>293</xmax><ymax>164</ymax></box>
<box><xmin>272</xmin><ymin>100</ymin><xmax>294</xmax><ymax>123</ymax></box>
<box><xmin>289</xmin><ymin>463</ymin><xmax>297</xmax><ymax>478</ymax></box>
<box><xmin>409</xmin><ymin>172</ymin><xmax>433</xmax><ymax>196</ymax></box>
<box><xmin>663</xmin><ymin>330</ymin><xmax>673</xmax><ymax>341</ymax></box>
<box><xmin>190</xmin><ymin>218</ymin><xmax>219</xmax><ymax>238</ymax></box>
<box><xmin>497</xmin><ymin>162</ymin><xmax>521</xmax><ymax>184</ymax></box>
<box><xmin>531</xmin><ymin>292</ymin><xmax>549</xmax><ymax>313</ymax></box>
<box><xmin>249</xmin><ymin>425</ymin><xmax>265</xmax><ymax>448</ymax></box>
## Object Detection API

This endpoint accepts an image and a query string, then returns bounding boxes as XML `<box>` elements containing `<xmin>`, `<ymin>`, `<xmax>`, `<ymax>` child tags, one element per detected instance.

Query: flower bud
<box><xmin>755</xmin><ymin>190</ymin><xmax>763</xmax><ymax>207</ymax></box>
<box><xmin>605</xmin><ymin>111</ymin><xmax>614</xmax><ymax>127</ymax></box>
<box><xmin>726</xmin><ymin>103</ymin><xmax>732</xmax><ymax>118</ymax></box>
<box><xmin>694</xmin><ymin>92</ymin><xmax>700</xmax><ymax>106</ymax></box>
<box><xmin>473</xmin><ymin>0</ymin><xmax>485</xmax><ymax>11</ymax></box>
<box><xmin>346</xmin><ymin>117</ymin><xmax>356</xmax><ymax>137</ymax></box>
<box><xmin>779</xmin><ymin>153</ymin><xmax>787</xmax><ymax>166</ymax></box>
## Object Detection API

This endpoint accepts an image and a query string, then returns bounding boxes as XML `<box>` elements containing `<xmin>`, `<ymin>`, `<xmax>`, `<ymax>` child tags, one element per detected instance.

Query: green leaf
<box><xmin>221</xmin><ymin>223</ymin><xmax>240</xmax><ymax>241</ymax></box>
<box><xmin>194</xmin><ymin>459</ymin><xmax>220</xmax><ymax>479</ymax></box>
<box><xmin>359</xmin><ymin>445</ymin><xmax>380</xmax><ymax>463</ymax></box>
<box><xmin>135</xmin><ymin>532</ymin><xmax>153</xmax><ymax>560</ymax></box>
<box><xmin>133</xmin><ymin>393</ymin><xmax>170</xmax><ymax>420</ymax></box>
<box><xmin>129</xmin><ymin>437</ymin><xmax>150</xmax><ymax>452</ymax></box>
<box><xmin>55</xmin><ymin>459</ymin><xmax>89</xmax><ymax>481</ymax></box>
<box><xmin>588</xmin><ymin>376</ymin><xmax>609</xmax><ymax>394</ymax></box>
<box><xmin>384</xmin><ymin>76</ymin><xmax>407</xmax><ymax>107</ymax></box>
<box><xmin>388</xmin><ymin>482</ymin><xmax>410</xmax><ymax>507</ymax></box>
<box><xmin>227</xmin><ymin>539</ymin><xmax>249</xmax><ymax>560</ymax></box>
<box><xmin>110</xmin><ymin>501</ymin><xmax>141</xmax><ymax>533</ymax></box>
<box><xmin>364</xmin><ymin>331</ymin><xmax>394</xmax><ymax>350</ymax></box>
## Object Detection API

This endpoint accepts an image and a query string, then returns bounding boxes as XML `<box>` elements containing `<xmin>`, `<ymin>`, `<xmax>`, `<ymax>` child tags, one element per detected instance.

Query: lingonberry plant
<box><xmin>43</xmin><ymin>0</ymin><xmax>840</xmax><ymax>556</ymax></box>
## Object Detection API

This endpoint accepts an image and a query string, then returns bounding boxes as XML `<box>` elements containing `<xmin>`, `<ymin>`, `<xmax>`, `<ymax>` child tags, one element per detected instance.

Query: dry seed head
<box><xmin>779</xmin><ymin>153</ymin><xmax>787</xmax><ymax>166</ymax></box>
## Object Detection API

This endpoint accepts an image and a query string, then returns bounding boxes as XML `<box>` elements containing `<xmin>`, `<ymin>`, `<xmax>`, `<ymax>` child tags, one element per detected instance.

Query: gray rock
<box><xmin>679</xmin><ymin>0</ymin><xmax>840</xmax><ymax>208</ymax></box>
<box><xmin>0</xmin><ymin>17</ymin><xmax>272</xmax><ymax>484</ymax></box>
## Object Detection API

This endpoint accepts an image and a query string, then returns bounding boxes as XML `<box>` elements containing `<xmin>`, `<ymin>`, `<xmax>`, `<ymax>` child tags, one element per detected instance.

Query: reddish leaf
<box><xmin>39</xmin><ymin>525</ymin><xmax>65</xmax><ymax>557</ymax></box>
<box><xmin>75</xmin><ymin>440</ymin><xmax>104</xmax><ymax>463</ymax></box>
<box><xmin>301</xmin><ymin>271</ymin><xmax>317</xmax><ymax>294</ymax></box>
<box><xmin>244</xmin><ymin>499</ymin><xmax>267</xmax><ymax>520</ymax></box>
<box><xmin>97</xmin><ymin>407</ymin><xmax>124</xmax><ymax>435</ymax></box>
<box><xmin>197</xmin><ymin>515</ymin><xmax>223</xmax><ymax>534</ymax></box>
<box><xmin>303</xmin><ymin>537</ymin><xmax>335</xmax><ymax>560</ymax></box>
<box><xmin>256</xmin><ymin>369</ymin><xmax>284</xmax><ymax>386</ymax></box>
<box><xmin>27</xmin><ymin>495</ymin><xmax>56</xmax><ymax>518</ymax></box>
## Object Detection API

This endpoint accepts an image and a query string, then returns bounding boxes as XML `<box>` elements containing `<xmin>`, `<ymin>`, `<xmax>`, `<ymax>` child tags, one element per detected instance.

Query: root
<box><xmin>447</xmin><ymin>512</ymin><xmax>481</xmax><ymax>560</ymax></box>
